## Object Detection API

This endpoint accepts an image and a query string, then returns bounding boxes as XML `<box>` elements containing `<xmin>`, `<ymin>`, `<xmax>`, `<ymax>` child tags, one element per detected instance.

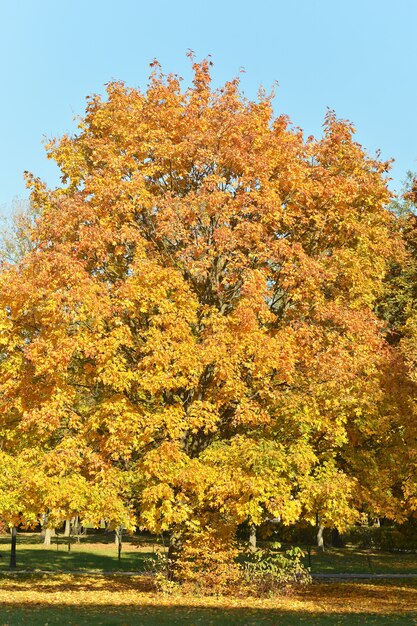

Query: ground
<box><xmin>0</xmin><ymin>574</ymin><xmax>415</xmax><ymax>624</ymax></box>
<box><xmin>0</xmin><ymin>533</ymin><xmax>415</xmax><ymax>624</ymax></box>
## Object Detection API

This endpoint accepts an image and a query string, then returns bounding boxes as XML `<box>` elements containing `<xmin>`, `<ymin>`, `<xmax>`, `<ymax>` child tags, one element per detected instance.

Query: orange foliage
<box><xmin>0</xmin><ymin>58</ymin><xmax>412</xmax><ymax>554</ymax></box>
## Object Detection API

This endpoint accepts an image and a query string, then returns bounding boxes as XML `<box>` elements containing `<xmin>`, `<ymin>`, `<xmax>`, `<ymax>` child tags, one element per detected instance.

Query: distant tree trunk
<box><xmin>73</xmin><ymin>516</ymin><xmax>81</xmax><ymax>542</ymax></box>
<box><xmin>64</xmin><ymin>519</ymin><xmax>71</xmax><ymax>537</ymax></box>
<box><xmin>115</xmin><ymin>526</ymin><xmax>123</xmax><ymax>560</ymax></box>
<box><xmin>44</xmin><ymin>528</ymin><xmax>56</xmax><ymax>546</ymax></box>
<box><xmin>65</xmin><ymin>519</ymin><xmax>72</xmax><ymax>552</ymax></box>
<box><xmin>249</xmin><ymin>523</ymin><xmax>257</xmax><ymax>551</ymax></box>
<box><xmin>317</xmin><ymin>525</ymin><xmax>325</xmax><ymax>552</ymax></box>
<box><xmin>9</xmin><ymin>526</ymin><xmax>17</xmax><ymax>568</ymax></box>
<box><xmin>167</xmin><ymin>531</ymin><xmax>182</xmax><ymax>581</ymax></box>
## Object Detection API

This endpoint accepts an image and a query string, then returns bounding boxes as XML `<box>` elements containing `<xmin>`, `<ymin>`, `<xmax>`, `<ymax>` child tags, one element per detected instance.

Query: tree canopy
<box><xmin>0</xmin><ymin>58</ymin><xmax>415</xmax><ymax>568</ymax></box>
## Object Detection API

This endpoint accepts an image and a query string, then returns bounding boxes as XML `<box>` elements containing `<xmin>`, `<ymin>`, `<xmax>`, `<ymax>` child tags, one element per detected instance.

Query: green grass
<box><xmin>0</xmin><ymin>606</ymin><xmax>413</xmax><ymax>625</ymax></box>
<box><xmin>304</xmin><ymin>547</ymin><xmax>417</xmax><ymax>575</ymax></box>
<box><xmin>0</xmin><ymin>532</ymin><xmax>158</xmax><ymax>572</ymax></box>
<box><xmin>2</xmin><ymin>533</ymin><xmax>417</xmax><ymax>577</ymax></box>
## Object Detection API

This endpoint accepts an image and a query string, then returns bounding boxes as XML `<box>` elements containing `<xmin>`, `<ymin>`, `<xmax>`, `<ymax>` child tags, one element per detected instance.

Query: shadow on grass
<box><xmin>0</xmin><ymin>532</ymin><xmax>162</xmax><ymax>546</ymax></box>
<box><xmin>303</xmin><ymin>548</ymin><xmax>417</xmax><ymax>575</ymax></box>
<box><xmin>2</xmin><ymin>537</ymin><xmax>417</xmax><ymax>577</ymax></box>
<box><xmin>0</xmin><ymin>548</ymin><xmax>155</xmax><ymax>572</ymax></box>
<box><xmin>0</xmin><ymin>576</ymin><xmax>415</xmax><ymax>623</ymax></box>
<box><xmin>0</xmin><ymin>605</ymin><xmax>414</xmax><ymax>626</ymax></box>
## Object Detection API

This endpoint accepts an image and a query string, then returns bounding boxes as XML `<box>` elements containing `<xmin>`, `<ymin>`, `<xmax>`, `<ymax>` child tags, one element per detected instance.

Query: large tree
<box><xmin>0</xmin><ymin>58</ymin><xmax>410</xmax><ymax>571</ymax></box>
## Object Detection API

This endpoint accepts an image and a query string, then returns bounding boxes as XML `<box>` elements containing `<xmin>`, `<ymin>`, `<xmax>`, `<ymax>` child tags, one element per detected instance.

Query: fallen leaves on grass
<box><xmin>0</xmin><ymin>575</ymin><xmax>414</xmax><ymax>616</ymax></box>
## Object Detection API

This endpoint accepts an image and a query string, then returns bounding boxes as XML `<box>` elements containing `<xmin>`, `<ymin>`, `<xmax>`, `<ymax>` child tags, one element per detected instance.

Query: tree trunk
<box><xmin>9</xmin><ymin>526</ymin><xmax>17</xmax><ymax>569</ymax></box>
<box><xmin>167</xmin><ymin>531</ymin><xmax>182</xmax><ymax>581</ymax></box>
<box><xmin>249</xmin><ymin>523</ymin><xmax>257</xmax><ymax>551</ymax></box>
<box><xmin>115</xmin><ymin>526</ymin><xmax>123</xmax><ymax>560</ymax></box>
<box><xmin>44</xmin><ymin>528</ymin><xmax>55</xmax><ymax>546</ymax></box>
<box><xmin>73</xmin><ymin>516</ymin><xmax>81</xmax><ymax>542</ymax></box>
<box><xmin>64</xmin><ymin>519</ymin><xmax>71</xmax><ymax>537</ymax></box>
<box><xmin>317</xmin><ymin>524</ymin><xmax>325</xmax><ymax>552</ymax></box>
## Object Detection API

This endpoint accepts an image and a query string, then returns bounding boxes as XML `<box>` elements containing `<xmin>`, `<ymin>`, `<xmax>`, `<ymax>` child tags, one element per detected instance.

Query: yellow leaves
<box><xmin>142</xmin><ymin>442</ymin><xmax>188</xmax><ymax>481</ymax></box>
<box><xmin>299</xmin><ymin>460</ymin><xmax>359</xmax><ymax>529</ymax></box>
<box><xmin>186</xmin><ymin>400</ymin><xmax>219</xmax><ymax>435</ymax></box>
<box><xmin>0</xmin><ymin>573</ymin><xmax>413</xmax><ymax>615</ymax></box>
<box><xmin>0</xmin><ymin>57</ymin><xmax>408</xmax><ymax>547</ymax></box>
<box><xmin>0</xmin><ymin>308</ymin><xmax>12</xmax><ymax>346</ymax></box>
<box><xmin>86</xmin><ymin>395</ymin><xmax>149</xmax><ymax>460</ymax></box>
<box><xmin>19</xmin><ymin>389</ymin><xmax>71</xmax><ymax>435</ymax></box>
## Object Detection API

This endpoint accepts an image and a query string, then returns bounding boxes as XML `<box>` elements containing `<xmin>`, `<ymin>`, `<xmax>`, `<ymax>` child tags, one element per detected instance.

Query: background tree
<box><xmin>0</xmin><ymin>198</ymin><xmax>39</xmax><ymax>266</ymax></box>
<box><xmin>375</xmin><ymin>174</ymin><xmax>417</xmax><ymax>520</ymax></box>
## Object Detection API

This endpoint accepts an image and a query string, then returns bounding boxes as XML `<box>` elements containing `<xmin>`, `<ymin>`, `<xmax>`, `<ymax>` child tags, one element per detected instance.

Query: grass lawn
<box><xmin>3</xmin><ymin>532</ymin><xmax>417</xmax><ymax>577</ymax></box>
<box><xmin>0</xmin><ymin>532</ymin><xmax>158</xmax><ymax>572</ymax></box>
<box><xmin>0</xmin><ymin>574</ymin><xmax>415</xmax><ymax>625</ymax></box>
<box><xmin>0</xmin><ymin>534</ymin><xmax>416</xmax><ymax>624</ymax></box>
<box><xmin>305</xmin><ymin>547</ymin><xmax>417</xmax><ymax>575</ymax></box>
<box><xmin>0</xmin><ymin>606</ymin><xmax>413</xmax><ymax>625</ymax></box>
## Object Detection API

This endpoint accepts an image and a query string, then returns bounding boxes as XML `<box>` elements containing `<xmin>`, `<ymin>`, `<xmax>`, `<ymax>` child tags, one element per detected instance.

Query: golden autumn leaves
<box><xmin>0</xmin><ymin>59</ymin><xmax>414</xmax><ymax>556</ymax></box>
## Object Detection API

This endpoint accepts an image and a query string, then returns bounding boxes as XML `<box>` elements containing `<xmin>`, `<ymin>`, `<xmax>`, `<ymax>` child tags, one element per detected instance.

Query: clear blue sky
<box><xmin>1</xmin><ymin>0</ymin><xmax>416</xmax><ymax>216</ymax></box>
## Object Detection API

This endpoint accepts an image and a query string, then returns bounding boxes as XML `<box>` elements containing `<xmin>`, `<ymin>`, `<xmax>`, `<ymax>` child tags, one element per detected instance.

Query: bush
<box><xmin>145</xmin><ymin>532</ymin><xmax>312</xmax><ymax>597</ymax></box>
<box><xmin>243</xmin><ymin>542</ymin><xmax>312</xmax><ymax>596</ymax></box>
<box><xmin>174</xmin><ymin>528</ymin><xmax>242</xmax><ymax>596</ymax></box>
<box><xmin>144</xmin><ymin>550</ymin><xmax>181</xmax><ymax>594</ymax></box>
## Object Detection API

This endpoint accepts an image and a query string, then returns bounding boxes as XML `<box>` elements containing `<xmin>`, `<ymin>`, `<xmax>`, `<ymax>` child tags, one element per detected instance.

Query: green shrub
<box><xmin>244</xmin><ymin>542</ymin><xmax>312</xmax><ymax>596</ymax></box>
